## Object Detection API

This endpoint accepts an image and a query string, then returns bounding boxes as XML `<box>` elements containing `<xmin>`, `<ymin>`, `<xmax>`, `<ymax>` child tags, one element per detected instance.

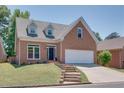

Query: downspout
<box><xmin>60</xmin><ymin>41</ymin><xmax>62</xmax><ymax>63</ymax></box>
<box><xmin>18</xmin><ymin>39</ymin><xmax>20</xmax><ymax>65</ymax></box>
<box><xmin>119</xmin><ymin>50</ymin><xmax>122</xmax><ymax>68</ymax></box>
<box><xmin>120</xmin><ymin>46</ymin><xmax>124</xmax><ymax>68</ymax></box>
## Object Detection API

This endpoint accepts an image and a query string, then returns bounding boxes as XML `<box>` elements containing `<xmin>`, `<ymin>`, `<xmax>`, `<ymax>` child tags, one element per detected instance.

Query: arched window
<box><xmin>47</xmin><ymin>29</ymin><xmax>53</xmax><ymax>36</ymax></box>
<box><xmin>30</xmin><ymin>26</ymin><xmax>36</xmax><ymax>34</ymax></box>
<box><xmin>27</xmin><ymin>22</ymin><xmax>37</xmax><ymax>37</ymax></box>
<box><xmin>77</xmin><ymin>27</ymin><xmax>83</xmax><ymax>39</ymax></box>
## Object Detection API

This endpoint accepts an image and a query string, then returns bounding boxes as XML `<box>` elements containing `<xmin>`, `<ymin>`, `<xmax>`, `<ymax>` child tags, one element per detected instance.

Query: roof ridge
<box><xmin>16</xmin><ymin>17</ymin><xmax>69</xmax><ymax>27</ymax></box>
<box><xmin>99</xmin><ymin>37</ymin><xmax>124</xmax><ymax>43</ymax></box>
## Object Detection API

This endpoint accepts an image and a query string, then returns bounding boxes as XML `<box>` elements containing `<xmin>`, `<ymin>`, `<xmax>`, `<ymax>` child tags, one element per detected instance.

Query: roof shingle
<box><xmin>97</xmin><ymin>37</ymin><xmax>124</xmax><ymax>51</ymax></box>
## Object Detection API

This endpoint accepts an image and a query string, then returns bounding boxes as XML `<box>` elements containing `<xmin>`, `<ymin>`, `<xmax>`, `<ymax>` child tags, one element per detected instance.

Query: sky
<box><xmin>7</xmin><ymin>5</ymin><xmax>124</xmax><ymax>39</ymax></box>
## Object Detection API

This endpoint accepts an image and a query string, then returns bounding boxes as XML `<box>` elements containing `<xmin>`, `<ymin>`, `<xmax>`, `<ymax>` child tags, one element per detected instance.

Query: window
<box><xmin>27</xmin><ymin>45</ymin><xmax>40</xmax><ymax>60</ymax></box>
<box><xmin>30</xmin><ymin>27</ymin><xmax>36</xmax><ymax>34</ymax></box>
<box><xmin>47</xmin><ymin>29</ymin><xmax>52</xmax><ymax>36</ymax></box>
<box><xmin>77</xmin><ymin>27</ymin><xmax>83</xmax><ymax>39</ymax></box>
<box><xmin>27</xmin><ymin>22</ymin><xmax>37</xmax><ymax>37</ymax></box>
<box><xmin>34</xmin><ymin>47</ymin><xmax>39</xmax><ymax>58</ymax></box>
<box><xmin>28</xmin><ymin>47</ymin><xmax>33</xmax><ymax>58</ymax></box>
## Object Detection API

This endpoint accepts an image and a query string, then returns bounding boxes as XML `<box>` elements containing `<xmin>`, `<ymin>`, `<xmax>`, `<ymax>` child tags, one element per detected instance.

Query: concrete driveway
<box><xmin>76</xmin><ymin>64</ymin><xmax>124</xmax><ymax>83</ymax></box>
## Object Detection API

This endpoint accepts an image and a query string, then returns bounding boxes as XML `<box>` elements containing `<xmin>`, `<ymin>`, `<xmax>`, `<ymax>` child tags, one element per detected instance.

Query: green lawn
<box><xmin>80</xmin><ymin>71</ymin><xmax>89</xmax><ymax>83</ymax></box>
<box><xmin>0</xmin><ymin>63</ymin><xmax>61</xmax><ymax>87</ymax></box>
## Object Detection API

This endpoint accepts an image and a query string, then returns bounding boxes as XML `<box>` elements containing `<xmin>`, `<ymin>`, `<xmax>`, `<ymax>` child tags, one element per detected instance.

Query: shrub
<box><xmin>98</xmin><ymin>50</ymin><xmax>112</xmax><ymax>66</ymax></box>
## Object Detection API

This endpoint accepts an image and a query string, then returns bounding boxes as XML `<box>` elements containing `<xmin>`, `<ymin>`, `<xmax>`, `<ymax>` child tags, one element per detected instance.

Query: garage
<box><xmin>65</xmin><ymin>49</ymin><xmax>94</xmax><ymax>64</ymax></box>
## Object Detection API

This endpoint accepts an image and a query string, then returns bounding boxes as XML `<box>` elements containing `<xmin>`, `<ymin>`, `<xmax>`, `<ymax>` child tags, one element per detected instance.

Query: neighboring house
<box><xmin>15</xmin><ymin>17</ymin><xmax>98</xmax><ymax>65</ymax></box>
<box><xmin>98</xmin><ymin>37</ymin><xmax>124</xmax><ymax>68</ymax></box>
<box><xmin>0</xmin><ymin>36</ymin><xmax>6</xmax><ymax>61</ymax></box>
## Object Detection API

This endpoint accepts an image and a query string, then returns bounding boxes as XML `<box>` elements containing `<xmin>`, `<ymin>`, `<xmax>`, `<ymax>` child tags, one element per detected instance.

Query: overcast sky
<box><xmin>8</xmin><ymin>5</ymin><xmax>124</xmax><ymax>39</ymax></box>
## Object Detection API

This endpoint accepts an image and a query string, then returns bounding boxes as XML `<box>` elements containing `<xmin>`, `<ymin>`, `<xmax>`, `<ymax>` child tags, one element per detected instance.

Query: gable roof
<box><xmin>16</xmin><ymin>17</ymin><xmax>69</xmax><ymax>42</ymax></box>
<box><xmin>97</xmin><ymin>37</ymin><xmax>124</xmax><ymax>51</ymax></box>
<box><xmin>0</xmin><ymin>36</ymin><xmax>6</xmax><ymax>56</ymax></box>
<box><xmin>16</xmin><ymin>17</ymin><xmax>98</xmax><ymax>43</ymax></box>
<box><xmin>59</xmin><ymin>17</ymin><xmax>98</xmax><ymax>43</ymax></box>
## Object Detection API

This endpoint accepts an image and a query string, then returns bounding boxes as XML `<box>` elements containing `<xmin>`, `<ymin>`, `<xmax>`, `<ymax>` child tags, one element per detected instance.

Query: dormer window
<box><xmin>27</xmin><ymin>21</ymin><xmax>37</xmax><ymax>37</ymax></box>
<box><xmin>77</xmin><ymin>27</ymin><xmax>83</xmax><ymax>39</ymax></box>
<box><xmin>43</xmin><ymin>23</ymin><xmax>55</xmax><ymax>39</ymax></box>
<box><xmin>30</xmin><ymin>27</ymin><xmax>36</xmax><ymax>34</ymax></box>
<box><xmin>47</xmin><ymin>29</ymin><xmax>53</xmax><ymax>36</ymax></box>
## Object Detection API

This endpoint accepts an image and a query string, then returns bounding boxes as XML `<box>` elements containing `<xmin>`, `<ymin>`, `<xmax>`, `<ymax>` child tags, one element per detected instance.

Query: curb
<box><xmin>0</xmin><ymin>82</ymin><xmax>92</xmax><ymax>88</ymax></box>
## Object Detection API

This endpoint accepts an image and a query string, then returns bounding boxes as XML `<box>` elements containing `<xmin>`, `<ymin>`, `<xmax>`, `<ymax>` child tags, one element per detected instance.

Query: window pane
<box><xmin>77</xmin><ymin>28</ymin><xmax>82</xmax><ymax>38</ymax></box>
<box><xmin>78</xmin><ymin>33</ymin><xmax>82</xmax><ymax>38</ymax></box>
<box><xmin>35</xmin><ymin>47</ymin><xmax>39</xmax><ymax>58</ymax></box>
<box><xmin>28</xmin><ymin>47</ymin><xmax>33</xmax><ymax>58</ymax></box>
<box><xmin>31</xmin><ymin>28</ymin><xmax>35</xmax><ymax>34</ymax></box>
<box><xmin>48</xmin><ymin>29</ymin><xmax>52</xmax><ymax>35</ymax></box>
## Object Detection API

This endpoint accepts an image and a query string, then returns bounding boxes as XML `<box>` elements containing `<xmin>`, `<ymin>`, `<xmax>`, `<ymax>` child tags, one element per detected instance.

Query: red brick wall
<box><xmin>98</xmin><ymin>49</ymin><xmax>122</xmax><ymax>68</ymax></box>
<box><xmin>109</xmin><ymin>49</ymin><xmax>121</xmax><ymax>68</ymax></box>
<box><xmin>16</xmin><ymin>40</ymin><xmax>60</xmax><ymax>64</ymax></box>
<box><xmin>61</xmin><ymin>21</ymin><xmax>97</xmax><ymax>63</ymax></box>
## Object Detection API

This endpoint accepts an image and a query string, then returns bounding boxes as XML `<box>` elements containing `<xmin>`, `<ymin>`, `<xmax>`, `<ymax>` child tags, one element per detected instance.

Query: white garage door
<box><xmin>65</xmin><ymin>49</ymin><xmax>94</xmax><ymax>64</ymax></box>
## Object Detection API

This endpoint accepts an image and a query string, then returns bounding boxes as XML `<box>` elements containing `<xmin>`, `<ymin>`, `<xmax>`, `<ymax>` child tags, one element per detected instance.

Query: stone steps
<box><xmin>64</xmin><ymin>72</ymin><xmax>81</xmax><ymax>75</ymax></box>
<box><xmin>64</xmin><ymin>77</ymin><xmax>81</xmax><ymax>82</ymax></box>
<box><xmin>59</xmin><ymin>64</ymin><xmax>81</xmax><ymax>84</ymax></box>
<box><xmin>64</xmin><ymin>74</ymin><xmax>81</xmax><ymax>78</ymax></box>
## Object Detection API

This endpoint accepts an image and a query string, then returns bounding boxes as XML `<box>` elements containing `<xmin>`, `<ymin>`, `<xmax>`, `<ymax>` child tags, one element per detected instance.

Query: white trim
<box><xmin>27</xmin><ymin>44</ymin><xmax>41</xmax><ymax>60</ymax></box>
<box><xmin>55</xmin><ymin>47</ymin><xmax>57</xmax><ymax>59</ymax></box>
<box><xmin>19</xmin><ymin>38</ymin><xmax>61</xmax><ymax>43</ymax></box>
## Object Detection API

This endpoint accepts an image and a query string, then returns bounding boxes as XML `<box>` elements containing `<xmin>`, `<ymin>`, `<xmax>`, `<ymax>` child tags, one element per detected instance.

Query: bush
<box><xmin>98</xmin><ymin>50</ymin><xmax>112</xmax><ymax>66</ymax></box>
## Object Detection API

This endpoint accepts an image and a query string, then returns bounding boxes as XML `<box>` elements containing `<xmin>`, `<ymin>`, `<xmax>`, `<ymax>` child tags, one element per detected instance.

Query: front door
<box><xmin>48</xmin><ymin>47</ymin><xmax>55</xmax><ymax>60</ymax></box>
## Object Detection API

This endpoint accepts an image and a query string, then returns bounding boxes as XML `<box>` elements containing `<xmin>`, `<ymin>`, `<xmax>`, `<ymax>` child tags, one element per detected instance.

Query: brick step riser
<box><xmin>64</xmin><ymin>66</ymin><xmax>74</xmax><ymax>68</ymax></box>
<box><xmin>64</xmin><ymin>68</ymin><xmax>76</xmax><ymax>70</ymax></box>
<box><xmin>64</xmin><ymin>69</ymin><xmax>76</xmax><ymax>71</ymax></box>
<box><xmin>64</xmin><ymin>73</ymin><xmax>80</xmax><ymax>75</ymax></box>
<box><xmin>61</xmin><ymin>75</ymin><xmax>81</xmax><ymax>78</ymax></box>
<box><xmin>64</xmin><ymin>70</ymin><xmax>77</xmax><ymax>72</ymax></box>
<box><xmin>64</xmin><ymin>79</ymin><xmax>81</xmax><ymax>82</ymax></box>
<box><xmin>64</xmin><ymin>76</ymin><xmax>81</xmax><ymax>78</ymax></box>
<box><xmin>59</xmin><ymin>64</ymin><xmax>81</xmax><ymax>83</ymax></box>
<box><xmin>61</xmin><ymin>74</ymin><xmax>81</xmax><ymax>77</ymax></box>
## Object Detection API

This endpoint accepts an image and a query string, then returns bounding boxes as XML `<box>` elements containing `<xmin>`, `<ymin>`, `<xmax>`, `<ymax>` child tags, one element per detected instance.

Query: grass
<box><xmin>0</xmin><ymin>63</ymin><xmax>61</xmax><ymax>87</ymax></box>
<box><xmin>75</xmin><ymin>67</ymin><xmax>89</xmax><ymax>83</ymax></box>
<box><xmin>80</xmin><ymin>71</ymin><xmax>89</xmax><ymax>83</ymax></box>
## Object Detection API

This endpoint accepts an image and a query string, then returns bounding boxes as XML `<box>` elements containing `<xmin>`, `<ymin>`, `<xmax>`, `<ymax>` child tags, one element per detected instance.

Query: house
<box><xmin>15</xmin><ymin>17</ymin><xmax>98</xmax><ymax>65</ymax></box>
<box><xmin>97</xmin><ymin>37</ymin><xmax>124</xmax><ymax>68</ymax></box>
<box><xmin>0</xmin><ymin>36</ymin><xmax>6</xmax><ymax>61</ymax></box>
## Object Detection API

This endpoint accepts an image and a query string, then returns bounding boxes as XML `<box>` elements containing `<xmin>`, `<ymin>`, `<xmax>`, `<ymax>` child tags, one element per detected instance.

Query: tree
<box><xmin>98</xmin><ymin>50</ymin><xmax>112</xmax><ymax>66</ymax></box>
<box><xmin>5</xmin><ymin>9</ymin><xmax>30</xmax><ymax>56</ymax></box>
<box><xmin>93</xmin><ymin>31</ymin><xmax>103</xmax><ymax>41</ymax></box>
<box><xmin>0</xmin><ymin>5</ymin><xmax>10</xmax><ymax>30</ymax></box>
<box><xmin>105</xmin><ymin>32</ymin><xmax>120</xmax><ymax>40</ymax></box>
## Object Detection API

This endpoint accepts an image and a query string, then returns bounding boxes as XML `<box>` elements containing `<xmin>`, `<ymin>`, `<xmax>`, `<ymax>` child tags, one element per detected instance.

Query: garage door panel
<box><xmin>65</xmin><ymin>49</ymin><xmax>94</xmax><ymax>64</ymax></box>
